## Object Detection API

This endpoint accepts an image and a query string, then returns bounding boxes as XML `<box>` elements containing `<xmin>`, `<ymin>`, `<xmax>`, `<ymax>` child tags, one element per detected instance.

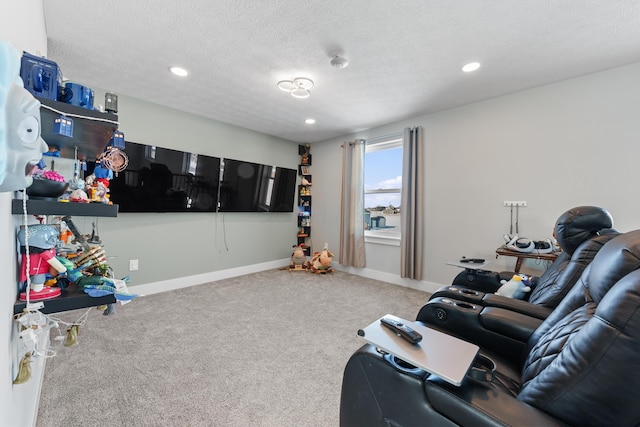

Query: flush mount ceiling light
<box><xmin>169</xmin><ymin>66</ymin><xmax>189</xmax><ymax>77</ymax></box>
<box><xmin>305</xmin><ymin>118</ymin><xmax>316</xmax><ymax>124</ymax></box>
<box><xmin>330</xmin><ymin>55</ymin><xmax>349</xmax><ymax>69</ymax></box>
<box><xmin>462</xmin><ymin>62</ymin><xmax>481</xmax><ymax>73</ymax></box>
<box><xmin>277</xmin><ymin>77</ymin><xmax>314</xmax><ymax>98</ymax></box>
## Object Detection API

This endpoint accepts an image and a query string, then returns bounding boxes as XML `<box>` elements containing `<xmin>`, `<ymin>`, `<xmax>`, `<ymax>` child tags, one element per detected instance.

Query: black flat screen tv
<box><xmin>91</xmin><ymin>141</ymin><xmax>221</xmax><ymax>212</ymax></box>
<box><xmin>218</xmin><ymin>159</ymin><xmax>297</xmax><ymax>212</ymax></box>
<box><xmin>88</xmin><ymin>141</ymin><xmax>297</xmax><ymax>213</ymax></box>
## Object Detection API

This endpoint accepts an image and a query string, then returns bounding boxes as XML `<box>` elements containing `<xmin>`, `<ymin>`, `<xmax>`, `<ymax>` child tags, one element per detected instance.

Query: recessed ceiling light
<box><xmin>169</xmin><ymin>66</ymin><xmax>189</xmax><ymax>77</ymax></box>
<box><xmin>305</xmin><ymin>118</ymin><xmax>316</xmax><ymax>124</ymax></box>
<box><xmin>462</xmin><ymin>62</ymin><xmax>481</xmax><ymax>73</ymax></box>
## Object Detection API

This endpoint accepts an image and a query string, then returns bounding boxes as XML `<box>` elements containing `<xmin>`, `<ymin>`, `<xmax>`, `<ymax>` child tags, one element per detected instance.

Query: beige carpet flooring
<box><xmin>35</xmin><ymin>269</ymin><xmax>430</xmax><ymax>427</ymax></box>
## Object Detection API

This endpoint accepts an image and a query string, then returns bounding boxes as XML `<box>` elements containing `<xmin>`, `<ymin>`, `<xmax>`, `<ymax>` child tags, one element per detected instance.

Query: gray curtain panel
<box><xmin>400</xmin><ymin>127</ymin><xmax>424</xmax><ymax>279</ymax></box>
<box><xmin>339</xmin><ymin>139</ymin><xmax>366</xmax><ymax>267</ymax></box>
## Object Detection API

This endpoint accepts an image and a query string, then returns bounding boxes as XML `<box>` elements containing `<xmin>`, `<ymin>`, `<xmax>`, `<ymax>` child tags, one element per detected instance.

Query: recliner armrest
<box><xmin>479</xmin><ymin>306</ymin><xmax>543</xmax><ymax>342</ymax></box>
<box><xmin>416</xmin><ymin>297</ymin><xmax>527</xmax><ymax>361</ymax></box>
<box><xmin>451</xmin><ymin>269</ymin><xmax>505</xmax><ymax>293</ymax></box>
<box><xmin>424</xmin><ymin>375</ymin><xmax>569</xmax><ymax>427</ymax></box>
<box><xmin>431</xmin><ymin>285</ymin><xmax>486</xmax><ymax>304</ymax></box>
<box><xmin>481</xmin><ymin>294</ymin><xmax>553</xmax><ymax>320</ymax></box>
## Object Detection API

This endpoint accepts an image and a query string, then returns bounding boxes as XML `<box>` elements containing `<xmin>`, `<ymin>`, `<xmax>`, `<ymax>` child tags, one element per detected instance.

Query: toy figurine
<box><xmin>290</xmin><ymin>245</ymin><xmax>308</xmax><ymax>271</ymax></box>
<box><xmin>310</xmin><ymin>245</ymin><xmax>334</xmax><ymax>274</ymax></box>
<box><xmin>17</xmin><ymin>224</ymin><xmax>67</xmax><ymax>297</ymax></box>
<box><xmin>13</xmin><ymin>352</ymin><xmax>32</xmax><ymax>384</ymax></box>
<box><xmin>0</xmin><ymin>41</ymin><xmax>49</xmax><ymax>192</ymax></box>
<box><xmin>64</xmin><ymin>324</ymin><xmax>79</xmax><ymax>347</ymax></box>
<box><xmin>496</xmin><ymin>274</ymin><xmax>532</xmax><ymax>299</ymax></box>
<box><xmin>85</xmin><ymin>162</ymin><xmax>112</xmax><ymax>203</ymax></box>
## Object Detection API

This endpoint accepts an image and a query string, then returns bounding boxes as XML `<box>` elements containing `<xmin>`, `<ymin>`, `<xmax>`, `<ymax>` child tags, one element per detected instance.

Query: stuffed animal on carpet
<box><xmin>310</xmin><ymin>245</ymin><xmax>334</xmax><ymax>273</ymax></box>
<box><xmin>496</xmin><ymin>274</ymin><xmax>532</xmax><ymax>299</ymax></box>
<box><xmin>290</xmin><ymin>245</ymin><xmax>308</xmax><ymax>270</ymax></box>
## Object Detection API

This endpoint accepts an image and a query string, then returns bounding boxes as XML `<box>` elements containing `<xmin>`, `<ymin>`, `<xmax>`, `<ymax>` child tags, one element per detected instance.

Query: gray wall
<box><xmin>85</xmin><ymin>91</ymin><xmax>300</xmax><ymax>285</ymax></box>
<box><xmin>1</xmin><ymin>1</ymin><xmax>48</xmax><ymax>424</ymax></box>
<box><xmin>312</xmin><ymin>61</ymin><xmax>640</xmax><ymax>290</ymax></box>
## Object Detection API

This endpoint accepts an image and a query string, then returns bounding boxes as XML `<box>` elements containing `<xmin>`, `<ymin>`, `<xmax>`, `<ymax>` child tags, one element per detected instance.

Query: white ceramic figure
<box><xmin>0</xmin><ymin>40</ymin><xmax>48</xmax><ymax>192</ymax></box>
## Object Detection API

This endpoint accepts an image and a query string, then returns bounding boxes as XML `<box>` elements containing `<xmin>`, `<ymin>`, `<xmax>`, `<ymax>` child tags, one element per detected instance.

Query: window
<box><xmin>364</xmin><ymin>133</ymin><xmax>403</xmax><ymax>245</ymax></box>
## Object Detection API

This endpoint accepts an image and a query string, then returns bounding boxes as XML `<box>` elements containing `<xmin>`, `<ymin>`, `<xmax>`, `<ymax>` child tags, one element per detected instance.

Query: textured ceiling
<box><xmin>43</xmin><ymin>0</ymin><xmax>640</xmax><ymax>143</ymax></box>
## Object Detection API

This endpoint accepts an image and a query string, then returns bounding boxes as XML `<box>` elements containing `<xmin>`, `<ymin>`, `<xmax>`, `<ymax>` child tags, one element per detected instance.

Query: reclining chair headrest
<box><xmin>554</xmin><ymin>206</ymin><xmax>613</xmax><ymax>255</ymax></box>
<box><xmin>585</xmin><ymin>229</ymin><xmax>640</xmax><ymax>302</ymax></box>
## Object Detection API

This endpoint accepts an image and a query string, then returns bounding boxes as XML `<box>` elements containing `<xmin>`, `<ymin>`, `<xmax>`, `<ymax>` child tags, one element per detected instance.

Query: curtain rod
<box><xmin>365</xmin><ymin>131</ymin><xmax>404</xmax><ymax>145</ymax></box>
<box><xmin>341</xmin><ymin>130</ymin><xmax>407</xmax><ymax>147</ymax></box>
<box><xmin>341</xmin><ymin>139</ymin><xmax>365</xmax><ymax>147</ymax></box>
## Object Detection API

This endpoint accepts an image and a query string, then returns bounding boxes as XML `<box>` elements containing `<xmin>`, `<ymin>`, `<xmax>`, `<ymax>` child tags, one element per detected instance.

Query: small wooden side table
<box><xmin>495</xmin><ymin>246</ymin><xmax>559</xmax><ymax>273</ymax></box>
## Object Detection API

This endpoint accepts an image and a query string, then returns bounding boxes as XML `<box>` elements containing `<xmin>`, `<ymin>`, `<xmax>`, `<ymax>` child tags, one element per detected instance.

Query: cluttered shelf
<box><xmin>12</xmin><ymin>199</ymin><xmax>119</xmax><ymax>217</ymax></box>
<box><xmin>37</xmin><ymin>96</ymin><xmax>119</xmax><ymax>160</ymax></box>
<box><xmin>13</xmin><ymin>286</ymin><xmax>116</xmax><ymax>315</ymax></box>
<box><xmin>12</xmin><ymin>200</ymin><xmax>120</xmax><ymax>315</ymax></box>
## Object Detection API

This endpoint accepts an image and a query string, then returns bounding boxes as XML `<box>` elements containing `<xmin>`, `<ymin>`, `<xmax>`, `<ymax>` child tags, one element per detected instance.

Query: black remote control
<box><xmin>460</xmin><ymin>257</ymin><xmax>485</xmax><ymax>264</ymax></box>
<box><xmin>380</xmin><ymin>317</ymin><xmax>422</xmax><ymax>344</ymax></box>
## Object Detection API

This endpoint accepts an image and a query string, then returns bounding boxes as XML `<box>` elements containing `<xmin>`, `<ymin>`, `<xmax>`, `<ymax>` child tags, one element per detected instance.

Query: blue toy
<box><xmin>93</xmin><ymin>163</ymin><xmax>113</xmax><ymax>180</ymax></box>
<box><xmin>496</xmin><ymin>274</ymin><xmax>532</xmax><ymax>300</ymax></box>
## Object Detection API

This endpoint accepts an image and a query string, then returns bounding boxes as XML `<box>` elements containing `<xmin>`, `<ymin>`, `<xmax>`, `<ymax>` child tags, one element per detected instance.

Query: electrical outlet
<box><xmin>129</xmin><ymin>259</ymin><xmax>139</xmax><ymax>271</ymax></box>
<box><xmin>503</xmin><ymin>201</ymin><xmax>527</xmax><ymax>207</ymax></box>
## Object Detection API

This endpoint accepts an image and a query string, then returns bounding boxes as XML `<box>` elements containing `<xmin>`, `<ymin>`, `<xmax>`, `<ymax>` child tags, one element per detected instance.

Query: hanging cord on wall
<box><xmin>515</xmin><ymin>205</ymin><xmax>520</xmax><ymax>234</ymax></box>
<box><xmin>509</xmin><ymin>205</ymin><xmax>513</xmax><ymax>235</ymax></box>
<box><xmin>22</xmin><ymin>192</ymin><xmax>31</xmax><ymax>307</ymax></box>
<box><xmin>216</xmin><ymin>161</ymin><xmax>229</xmax><ymax>252</ymax></box>
<box><xmin>222</xmin><ymin>212</ymin><xmax>229</xmax><ymax>251</ymax></box>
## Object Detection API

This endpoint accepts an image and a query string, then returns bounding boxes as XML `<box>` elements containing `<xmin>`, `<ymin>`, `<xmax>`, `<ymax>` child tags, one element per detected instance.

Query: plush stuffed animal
<box><xmin>310</xmin><ymin>246</ymin><xmax>334</xmax><ymax>273</ymax></box>
<box><xmin>290</xmin><ymin>245</ymin><xmax>308</xmax><ymax>270</ymax></box>
<box><xmin>496</xmin><ymin>274</ymin><xmax>532</xmax><ymax>299</ymax></box>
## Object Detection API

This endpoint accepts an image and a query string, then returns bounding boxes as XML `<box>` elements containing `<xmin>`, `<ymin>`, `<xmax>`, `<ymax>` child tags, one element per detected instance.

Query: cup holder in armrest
<box><xmin>432</xmin><ymin>286</ymin><xmax>484</xmax><ymax>304</ymax></box>
<box><xmin>383</xmin><ymin>353</ymin><xmax>425</xmax><ymax>376</ymax></box>
<box><xmin>439</xmin><ymin>298</ymin><xmax>477</xmax><ymax>310</ymax></box>
<box><xmin>454</xmin><ymin>301</ymin><xmax>476</xmax><ymax>309</ymax></box>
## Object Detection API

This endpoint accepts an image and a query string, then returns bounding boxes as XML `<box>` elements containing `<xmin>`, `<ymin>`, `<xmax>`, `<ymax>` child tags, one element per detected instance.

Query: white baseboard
<box><xmin>332</xmin><ymin>264</ymin><xmax>443</xmax><ymax>294</ymax></box>
<box><xmin>128</xmin><ymin>259</ymin><xmax>290</xmax><ymax>296</ymax></box>
<box><xmin>128</xmin><ymin>259</ymin><xmax>443</xmax><ymax>296</ymax></box>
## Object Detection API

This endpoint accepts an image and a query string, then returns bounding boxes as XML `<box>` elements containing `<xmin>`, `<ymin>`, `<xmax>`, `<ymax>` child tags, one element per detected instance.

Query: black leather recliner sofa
<box><xmin>340</xmin><ymin>229</ymin><xmax>640</xmax><ymax>426</ymax></box>
<box><xmin>432</xmin><ymin>206</ymin><xmax>617</xmax><ymax>321</ymax></box>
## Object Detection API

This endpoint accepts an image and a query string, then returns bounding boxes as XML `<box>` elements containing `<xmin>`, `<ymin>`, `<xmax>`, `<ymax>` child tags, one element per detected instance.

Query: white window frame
<box><xmin>364</xmin><ymin>133</ymin><xmax>403</xmax><ymax>246</ymax></box>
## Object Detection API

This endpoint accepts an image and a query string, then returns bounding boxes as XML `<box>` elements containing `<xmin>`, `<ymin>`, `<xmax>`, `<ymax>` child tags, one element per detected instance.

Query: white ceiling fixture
<box><xmin>305</xmin><ymin>118</ymin><xmax>316</xmax><ymax>124</ymax></box>
<box><xmin>462</xmin><ymin>62</ymin><xmax>481</xmax><ymax>73</ymax></box>
<box><xmin>169</xmin><ymin>66</ymin><xmax>189</xmax><ymax>77</ymax></box>
<box><xmin>330</xmin><ymin>55</ymin><xmax>349</xmax><ymax>69</ymax></box>
<box><xmin>277</xmin><ymin>77</ymin><xmax>314</xmax><ymax>98</ymax></box>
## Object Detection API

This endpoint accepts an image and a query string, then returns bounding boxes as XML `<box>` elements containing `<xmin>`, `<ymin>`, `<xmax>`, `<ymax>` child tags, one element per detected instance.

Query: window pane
<box><xmin>364</xmin><ymin>142</ymin><xmax>402</xmax><ymax>237</ymax></box>
<box><xmin>364</xmin><ymin>193</ymin><xmax>401</xmax><ymax>211</ymax></box>
<box><xmin>365</xmin><ymin>146</ymin><xmax>402</xmax><ymax>205</ymax></box>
